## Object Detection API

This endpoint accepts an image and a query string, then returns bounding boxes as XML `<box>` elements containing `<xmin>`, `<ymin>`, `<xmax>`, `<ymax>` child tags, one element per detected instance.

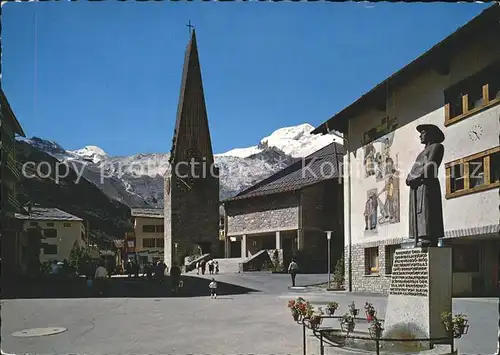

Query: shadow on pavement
<box><xmin>1</xmin><ymin>275</ymin><xmax>259</xmax><ymax>299</ymax></box>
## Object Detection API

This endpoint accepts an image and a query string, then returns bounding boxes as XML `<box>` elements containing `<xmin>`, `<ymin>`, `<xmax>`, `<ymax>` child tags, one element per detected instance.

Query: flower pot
<box><xmin>326</xmin><ymin>307</ymin><xmax>337</xmax><ymax>316</ymax></box>
<box><xmin>309</xmin><ymin>316</ymin><xmax>322</xmax><ymax>329</ymax></box>
<box><xmin>453</xmin><ymin>322</ymin><xmax>469</xmax><ymax>338</ymax></box>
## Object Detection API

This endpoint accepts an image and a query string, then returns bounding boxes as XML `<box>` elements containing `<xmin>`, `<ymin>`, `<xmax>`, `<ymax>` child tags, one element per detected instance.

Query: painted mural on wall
<box><xmin>363</xmin><ymin>125</ymin><xmax>401</xmax><ymax>232</ymax></box>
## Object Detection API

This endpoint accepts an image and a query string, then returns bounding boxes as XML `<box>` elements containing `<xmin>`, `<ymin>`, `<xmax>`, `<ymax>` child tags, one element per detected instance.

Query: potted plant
<box><xmin>441</xmin><ymin>312</ymin><xmax>469</xmax><ymax>338</ymax></box>
<box><xmin>365</xmin><ymin>302</ymin><xmax>376</xmax><ymax>321</ymax></box>
<box><xmin>288</xmin><ymin>297</ymin><xmax>313</xmax><ymax>322</ymax></box>
<box><xmin>340</xmin><ymin>313</ymin><xmax>355</xmax><ymax>333</ymax></box>
<box><xmin>308</xmin><ymin>307</ymin><xmax>324</xmax><ymax>330</ymax></box>
<box><xmin>326</xmin><ymin>301</ymin><xmax>339</xmax><ymax>315</ymax></box>
<box><xmin>369</xmin><ymin>317</ymin><xmax>384</xmax><ymax>339</ymax></box>
<box><xmin>288</xmin><ymin>300</ymin><xmax>301</xmax><ymax>321</ymax></box>
<box><xmin>348</xmin><ymin>301</ymin><xmax>359</xmax><ymax>317</ymax></box>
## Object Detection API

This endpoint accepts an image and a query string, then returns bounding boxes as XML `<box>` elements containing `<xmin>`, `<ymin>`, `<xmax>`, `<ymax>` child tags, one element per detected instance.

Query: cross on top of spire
<box><xmin>186</xmin><ymin>20</ymin><xmax>194</xmax><ymax>35</ymax></box>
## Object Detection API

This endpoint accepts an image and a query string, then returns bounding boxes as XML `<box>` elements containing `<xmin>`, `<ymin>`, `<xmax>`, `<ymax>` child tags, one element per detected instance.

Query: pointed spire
<box><xmin>170</xmin><ymin>28</ymin><xmax>214</xmax><ymax>165</ymax></box>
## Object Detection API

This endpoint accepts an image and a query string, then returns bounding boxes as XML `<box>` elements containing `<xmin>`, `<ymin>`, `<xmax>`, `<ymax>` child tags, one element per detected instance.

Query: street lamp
<box><xmin>326</xmin><ymin>231</ymin><xmax>332</xmax><ymax>288</ymax></box>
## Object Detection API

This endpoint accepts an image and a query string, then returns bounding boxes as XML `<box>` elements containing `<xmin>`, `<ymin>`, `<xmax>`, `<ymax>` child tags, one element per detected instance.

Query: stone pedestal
<box><xmin>383</xmin><ymin>247</ymin><xmax>452</xmax><ymax>349</ymax></box>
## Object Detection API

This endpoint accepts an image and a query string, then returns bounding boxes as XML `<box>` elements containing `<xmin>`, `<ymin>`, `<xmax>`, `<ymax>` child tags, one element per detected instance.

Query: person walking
<box><xmin>201</xmin><ymin>260</ymin><xmax>206</xmax><ymax>275</ymax></box>
<box><xmin>209</xmin><ymin>278</ymin><xmax>217</xmax><ymax>299</ymax></box>
<box><xmin>170</xmin><ymin>264</ymin><xmax>181</xmax><ymax>294</ymax></box>
<box><xmin>288</xmin><ymin>259</ymin><xmax>299</xmax><ymax>287</ymax></box>
<box><xmin>94</xmin><ymin>261</ymin><xmax>108</xmax><ymax>296</ymax></box>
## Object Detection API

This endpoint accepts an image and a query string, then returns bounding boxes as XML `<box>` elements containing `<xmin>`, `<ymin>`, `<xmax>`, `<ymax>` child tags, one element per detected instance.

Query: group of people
<box><xmin>196</xmin><ymin>259</ymin><xmax>219</xmax><ymax>275</ymax></box>
<box><xmin>143</xmin><ymin>261</ymin><xmax>168</xmax><ymax>282</ymax></box>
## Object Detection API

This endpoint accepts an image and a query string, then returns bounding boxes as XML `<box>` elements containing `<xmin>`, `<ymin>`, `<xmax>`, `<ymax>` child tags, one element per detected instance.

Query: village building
<box><xmin>125</xmin><ymin>208</ymin><xmax>164</xmax><ymax>267</ymax></box>
<box><xmin>163</xmin><ymin>29</ymin><xmax>220</xmax><ymax>267</ymax></box>
<box><xmin>15</xmin><ymin>207</ymin><xmax>88</xmax><ymax>264</ymax></box>
<box><xmin>1</xmin><ymin>89</ymin><xmax>28</xmax><ymax>276</ymax></box>
<box><xmin>221</xmin><ymin>143</ymin><xmax>345</xmax><ymax>272</ymax></box>
<box><xmin>313</xmin><ymin>4</ymin><xmax>500</xmax><ymax>296</ymax></box>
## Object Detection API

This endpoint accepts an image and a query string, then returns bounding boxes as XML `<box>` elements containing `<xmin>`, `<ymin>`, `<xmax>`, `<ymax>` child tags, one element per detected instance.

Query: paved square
<box><xmin>1</xmin><ymin>274</ymin><xmax>498</xmax><ymax>355</ymax></box>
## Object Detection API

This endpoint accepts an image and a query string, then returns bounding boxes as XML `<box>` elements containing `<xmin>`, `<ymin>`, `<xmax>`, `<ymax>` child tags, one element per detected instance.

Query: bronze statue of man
<box><xmin>405</xmin><ymin>124</ymin><xmax>445</xmax><ymax>247</ymax></box>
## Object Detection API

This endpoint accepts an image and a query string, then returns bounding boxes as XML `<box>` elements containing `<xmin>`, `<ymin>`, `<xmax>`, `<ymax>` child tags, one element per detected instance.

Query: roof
<box><xmin>15</xmin><ymin>207</ymin><xmax>83</xmax><ymax>221</ymax></box>
<box><xmin>170</xmin><ymin>29</ymin><xmax>214</xmax><ymax>163</ymax></box>
<box><xmin>1</xmin><ymin>89</ymin><xmax>26</xmax><ymax>137</ymax></box>
<box><xmin>131</xmin><ymin>208</ymin><xmax>164</xmax><ymax>218</ymax></box>
<box><xmin>312</xmin><ymin>4</ymin><xmax>500</xmax><ymax>135</ymax></box>
<box><xmin>223</xmin><ymin>143</ymin><xmax>345</xmax><ymax>202</ymax></box>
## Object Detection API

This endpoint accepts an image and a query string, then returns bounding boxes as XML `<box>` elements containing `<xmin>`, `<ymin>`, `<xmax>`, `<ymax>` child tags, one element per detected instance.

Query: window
<box><xmin>155</xmin><ymin>225</ymin><xmax>164</xmax><ymax>233</ymax></box>
<box><xmin>364</xmin><ymin>247</ymin><xmax>379</xmax><ymax>275</ymax></box>
<box><xmin>43</xmin><ymin>244</ymin><xmax>58</xmax><ymax>255</ymax></box>
<box><xmin>489</xmin><ymin>151</ymin><xmax>500</xmax><ymax>184</ymax></box>
<box><xmin>46</xmin><ymin>222</ymin><xmax>55</xmax><ymax>227</ymax></box>
<box><xmin>63</xmin><ymin>223</ymin><xmax>72</xmax><ymax>227</ymax></box>
<box><xmin>43</xmin><ymin>229</ymin><xmax>57</xmax><ymax>238</ymax></box>
<box><xmin>446</xmin><ymin>146</ymin><xmax>500</xmax><ymax>198</ymax></box>
<box><xmin>444</xmin><ymin>60</ymin><xmax>500</xmax><ymax>126</ymax></box>
<box><xmin>156</xmin><ymin>238</ymin><xmax>164</xmax><ymax>248</ymax></box>
<box><xmin>469</xmin><ymin>158</ymin><xmax>484</xmax><ymax>188</ymax></box>
<box><xmin>453</xmin><ymin>244</ymin><xmax>480</xmax><ymax>273</ymax></box>
<box><xmin>143</xmin><ymin>238</ymin><xmax>156</xmax><ymax>248</ymax></box>
<box><xmin>449</xmin><ymin>163</ymin><xmax>465</xmax><ymax>193</ymax></box>
<box><xmin>142</xmin><ymin>225</ymin><xmax>156</xmax><ymax>233</ymax></box>
<box><xmin>29</xmin><ymin>222</ymin><xmax>38</xmax><ymax>227</ymax></box>
<box><xmin>385</xmin><ymin>245</ymin><xmax>400</xmax><ymax>275</ymax></box>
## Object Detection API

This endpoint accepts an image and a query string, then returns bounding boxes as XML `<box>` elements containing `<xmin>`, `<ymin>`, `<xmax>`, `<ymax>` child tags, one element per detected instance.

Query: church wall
<box><xmin>340</xmin><ymin>37</ymin><xmax>500</xmax><ymax>295</ymax></box>
<box><xmin>226</xmin><ymin>193</ymin><xmax>299</xmax><ymax>236</ymax></box>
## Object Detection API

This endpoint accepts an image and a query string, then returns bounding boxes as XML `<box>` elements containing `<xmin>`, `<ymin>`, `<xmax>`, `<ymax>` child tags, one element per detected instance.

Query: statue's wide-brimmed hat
<box><xmin>416</xmin><ymin>124</ymin><xmax>445</xmax><ymax>143</ymax></box>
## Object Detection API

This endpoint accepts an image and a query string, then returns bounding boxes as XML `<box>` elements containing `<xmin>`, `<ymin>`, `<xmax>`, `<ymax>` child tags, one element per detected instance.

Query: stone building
<box><xmin>1</xmin><ymin>89</ymin><xmax>27</xmax><ymax>277</ymax></box>
<box><xmin>313</xmin><ymin>4</ymin><xmax>500</xmax><ymax>296</ymax></box>
<box><xmin>221</xmin><ymin>143</ymin><xmax>345</xmax><ymax>272</ymax></box>
<box><xmin>163</xmin><ymin>29</ymin><xmax>220</xmax><ymax>267</ymax></box>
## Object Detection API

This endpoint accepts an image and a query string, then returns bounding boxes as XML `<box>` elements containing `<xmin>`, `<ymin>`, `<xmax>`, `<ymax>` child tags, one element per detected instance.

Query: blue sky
<box><xmin>3</xmin><ymin>2</ymin><xmax>490</xmax><ymax>156</ymax></box>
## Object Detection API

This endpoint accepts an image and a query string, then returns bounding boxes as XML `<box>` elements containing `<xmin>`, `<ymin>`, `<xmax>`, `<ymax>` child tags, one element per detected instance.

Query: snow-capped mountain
<box><xmin>70</xmin><ymin>146</ymin><xmax>108</xmax><ymax>164</ymax></box>
<box><xmin>221</xmin><ymin>123</ymin><xmax>340</xmax><ymax>158</ymax></box>
<box><xmin>20</xmin><ymin>123</ymin><xmax>340</xmax><ymax>208</ymax></box>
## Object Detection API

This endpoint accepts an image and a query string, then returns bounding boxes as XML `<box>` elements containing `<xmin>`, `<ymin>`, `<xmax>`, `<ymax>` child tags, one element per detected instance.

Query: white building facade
<box><xmin>313</xmin><ymin>5</ymin><xmax>500</xmax><ymax>296</ymax></box>
<box><xmin>129</xmin><ymin>208</ymin><xmax>164</xmax><ymax>266</ymax></box>
<box><xmin>15</xmin><ymin>207</ymin><xmax>87</xmax><ymax>263</ymax></box>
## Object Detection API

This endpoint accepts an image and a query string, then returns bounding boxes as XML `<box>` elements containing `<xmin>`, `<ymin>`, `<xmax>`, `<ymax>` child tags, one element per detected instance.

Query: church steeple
<box><xmin>170</xmin><ymin>28</ymin><xmax>214</xmax><ymax>165</ymax></box>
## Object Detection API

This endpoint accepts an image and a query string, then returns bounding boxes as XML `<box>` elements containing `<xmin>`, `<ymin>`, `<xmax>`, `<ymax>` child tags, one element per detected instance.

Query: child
<box><xmin>209</xmin><ymin>278</ymin><xmax>217</xmax><ymax>299</ymax></box>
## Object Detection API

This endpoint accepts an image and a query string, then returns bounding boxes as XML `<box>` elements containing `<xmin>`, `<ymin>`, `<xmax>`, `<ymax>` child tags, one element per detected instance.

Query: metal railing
<box><xmin>297</xmin><ymin>315</ymin><xmax>456</xmax><ymax>355</ymax></box>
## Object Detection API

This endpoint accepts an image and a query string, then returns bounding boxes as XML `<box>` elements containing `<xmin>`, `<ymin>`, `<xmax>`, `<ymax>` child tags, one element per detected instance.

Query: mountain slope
<box><xmin>20</xmin><ymin>123</ymin><xmax>339</xmax><ymax>208</ymax></box>
<box><xmin>16</xmin><ymin>140</ymin><xmax>132</xmax><ymax>246</ymax></box>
